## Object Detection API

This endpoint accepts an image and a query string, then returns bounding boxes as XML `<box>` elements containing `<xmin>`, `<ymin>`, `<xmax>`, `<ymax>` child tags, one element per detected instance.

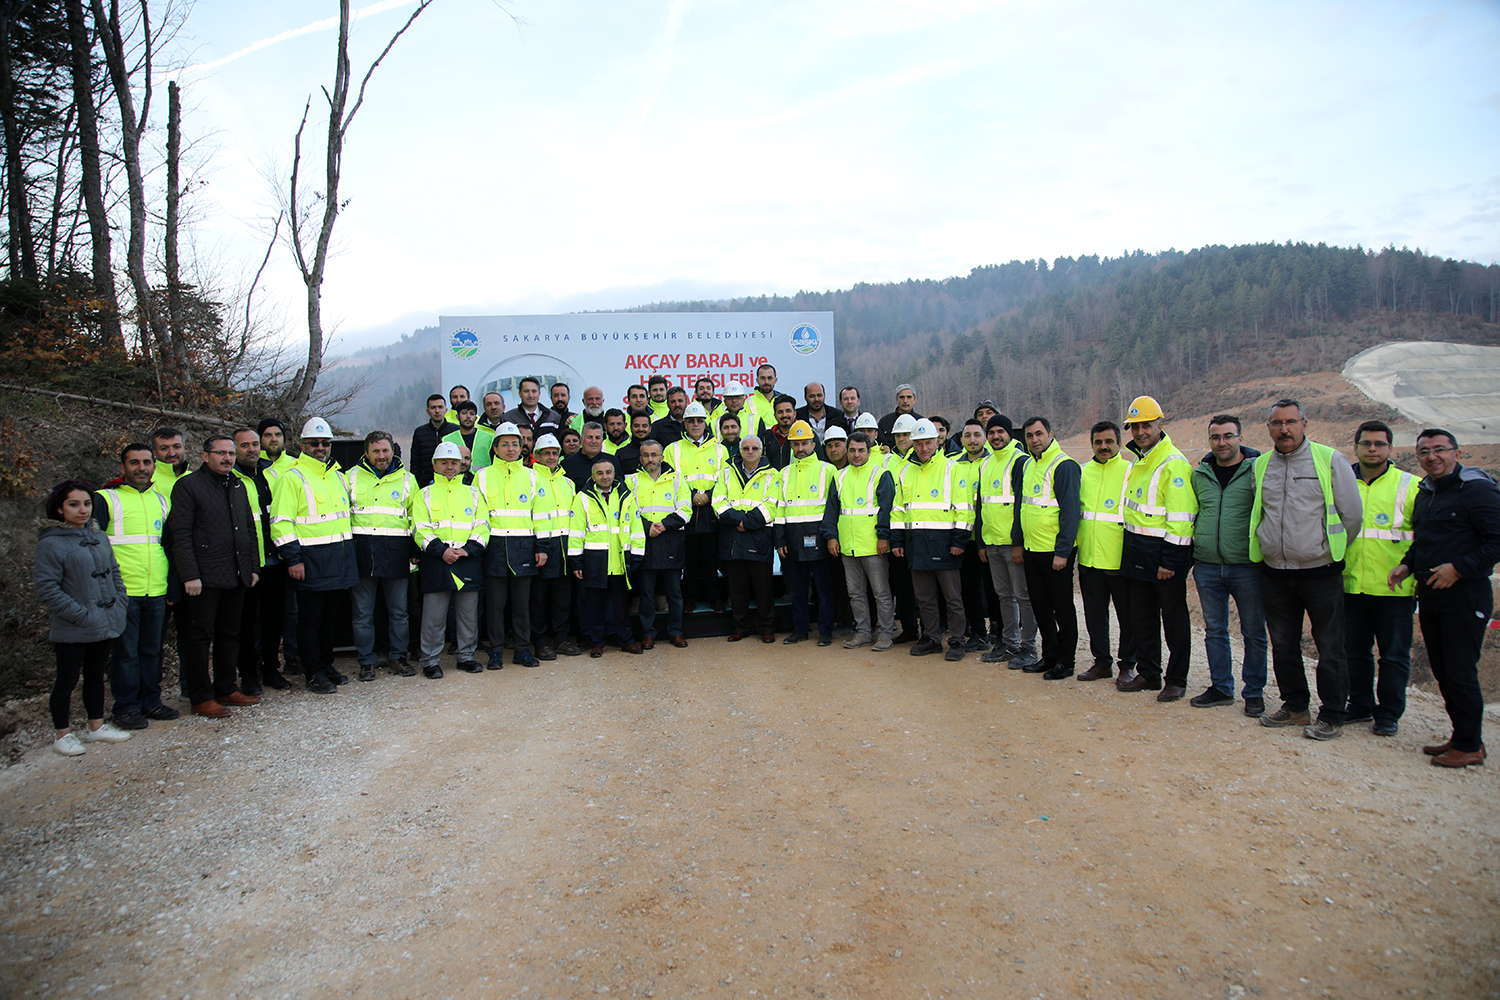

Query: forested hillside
<box><xmin>633</xmin><ymin>243</ymin><xmax>1500</xmax><ymax>433</ymax></box>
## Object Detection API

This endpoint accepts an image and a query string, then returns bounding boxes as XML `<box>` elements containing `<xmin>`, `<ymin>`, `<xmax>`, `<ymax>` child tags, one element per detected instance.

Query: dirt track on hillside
<box><xmin>2</xmin><ymin>631</ymin><xmax>1497</xmax><ymax>1000</ymax></box>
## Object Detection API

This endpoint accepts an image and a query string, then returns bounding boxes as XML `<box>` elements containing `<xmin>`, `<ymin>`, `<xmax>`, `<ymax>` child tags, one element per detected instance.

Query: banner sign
<box><xmin>439</xmin><ymin>311</ymin><xmax>835</xmax><ymax>408</ymax></box>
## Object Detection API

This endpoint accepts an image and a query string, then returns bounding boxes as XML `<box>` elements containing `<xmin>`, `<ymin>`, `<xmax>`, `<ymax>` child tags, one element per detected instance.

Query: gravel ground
<box><xmin>1</xmin><ymin>624</ymin><xmax>1497</xmax><ymax>1000</ymax></box>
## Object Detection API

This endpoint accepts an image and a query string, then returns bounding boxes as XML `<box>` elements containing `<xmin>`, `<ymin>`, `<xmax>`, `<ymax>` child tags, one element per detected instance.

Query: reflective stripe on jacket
<box><xmin>410</xmin><ymin>474</ymin><xmax>488</xmax><ymax>593</ymax></box>
<box><xmin>1018</xmin><ymin>440</ymin><xmax>1081</xmax><ymax>555</ymax></box>
<box><xmin>892</xmin><ymin>452</ymin><xmax>972</xmax><ymax>570</ymax></box>
<box><xmin>834</xmin><ymin>461</ymin><xmax>894</xmax><ymax>557</ymax></box>
<box><xmin>97</xmin><ymin>485</ymin><xmax>171</xmax><ymax>597</ymax></box>
<box><xmin>346</xmin><ymin>459</ymin><xmax>415</xmax><ymax>578</ymax></box>
<box><xmin>1078</xmin><ymin>453</ymin><xmax>1131</xmax><ymax>571</ymax></box>
<box><xmin>568</xmin><ymin>484</ymin><xmax>639</xmax><ymax>586</ymax></box>
<box><xmin>1344</xmin><ymin>463</ymin><xmax>1417</xmax><ymax>596</ymax></box>
<box><xmin>1121</xmin><ymin>432</ymin><xmax>1197</xmax><ymax>578</ymax></box>
<box><xmin>776</xmin><ymin>453</ymin><xmax>837</xmax><ymax>562</ymax></box>
<box><xmin>475</xmin><ymin>458</ymin><xmax>545</xmax><ymax>577</ymax></box>
<box><xmin>269</xmin><ymin>454</ymin><xmax>358</xmax><ymax>591</ymax></box>
<box><xmin>975</xmin><ymin>441</ymin><xmax>1028</xmax><ymax>547</ymax></box>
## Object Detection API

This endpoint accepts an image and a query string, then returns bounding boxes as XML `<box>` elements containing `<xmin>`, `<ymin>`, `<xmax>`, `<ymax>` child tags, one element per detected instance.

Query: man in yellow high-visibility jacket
<box><xmin>1015</xmin><ymin>416</ymin><xmax>1081</xmax><ymax>678</ymax></box>
<box><xmin>1344</xmin><ymin>420</ymin><xmax>1417</xmax><ymax>736</ymax></box>
<box><xmin>1077</xmin><ymin>420</ymin><xmax>1136</xmax><ymax>685</ymax></box>
<box><xmin>411</xmin><ymin>441</ymin><xmax>488</xmax><ymax>678</ymax></box>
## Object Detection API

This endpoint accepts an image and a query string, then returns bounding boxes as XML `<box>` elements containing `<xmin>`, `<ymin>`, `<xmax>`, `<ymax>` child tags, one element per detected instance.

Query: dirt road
<box><xmin>2</xmin><ymin>640</ymin><xmax>1496</xmax><ymax>999</ymax></box>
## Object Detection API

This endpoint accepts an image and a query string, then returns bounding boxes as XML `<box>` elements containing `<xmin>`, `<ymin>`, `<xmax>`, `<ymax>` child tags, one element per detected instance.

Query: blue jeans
<box><xmin>1192</xmin><ymin>562</ymin><xmax>1267</xmax><ymax>698</ymax></box>
<box><xmin>1344</xmin><ymin>592</ymin><xmax>1414</xmax><ymax>723</ymax></box>
<box><xmin>639</xmin><ymin>568</ymin><xmax>684</xmax><ymax>639</ymax></box>
<box><xmin>110</xmin><ymin>594</ymin><xmax>167</xmax><ymax>716</ymax></box>
<box><xmin>351</xmin><ymin>576</ymin><xmax>410</xmax><ymax>666</ymax></box>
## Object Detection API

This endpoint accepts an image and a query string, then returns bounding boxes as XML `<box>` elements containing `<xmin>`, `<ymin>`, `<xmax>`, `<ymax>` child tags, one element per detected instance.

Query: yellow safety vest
<box><xmin>834</xmin><ymin>460</ymin><xmax>890</xmax><ymax>556</ymax></box>
<box><xmin>98</xmin><ymin>485</ymin><xmax>170</xmax><ymax>597</ymax></box>
<box><xmin>1079</xmin><ymin>453</ymin><xmax>1131</xmax><ymax>570</ymax></box>
<box><xmin>1344</xmin><ymin>463</ymin><xmax>1417</xmax><ymax>596</ymax></box>
<box><xmin>1019</xmin><ymin>440</ymin><xmax>1079</xmax><ymax>552</ymax></box>
<box><xmin>976</xmin><ymin>441</ymin><xmax>1028</xmax><ymax>547</ymax></box>
<box><xmin>1122</xmin><ymin>432</ymin><xmax>1197</xmax><ymax>552</ymax></box>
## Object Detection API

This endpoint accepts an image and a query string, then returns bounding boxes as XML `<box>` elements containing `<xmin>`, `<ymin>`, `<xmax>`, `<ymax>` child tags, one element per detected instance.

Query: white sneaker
<box><xmin>80</xmin><ymin>722</ymin><xmax>132</xmax><ymax>744</ymax></box>
<box><xmin>53</xmin><ymin>733</ymin><xmax>86</xmax><ymax>756</ymax></box>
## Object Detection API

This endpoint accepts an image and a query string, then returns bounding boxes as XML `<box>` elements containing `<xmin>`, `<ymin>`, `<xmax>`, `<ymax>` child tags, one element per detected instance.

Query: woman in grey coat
<box><xmin>33</xmin><ymin>479</ymin><xmax>132</xmax><ymax>756</ymax></box>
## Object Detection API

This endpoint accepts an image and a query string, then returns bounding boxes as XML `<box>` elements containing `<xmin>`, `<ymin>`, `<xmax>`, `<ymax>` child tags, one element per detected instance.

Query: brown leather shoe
<box><xmin>623</xmin><ymin>642</ymin><xmax>644</xmax><ymax>654</ymax></box>
<box><xmin>760</xmin><ymin>632</ymin><xmax>776</xmax><ymax>643</ymax></box>
<box><xmin>217</xmin><ymin>691</ymin><xmax>261</xmax><ymax>707</ymax></box>
<box><xmin>1117</xmin><ymin>674</ymin><xmax>1162</xmax><ymax>692</ymax></box>
<box><xmin>192</xmin><ymin>700</ymin><xmax>230</xmax><ymax>718</ymax></box>
<box><xmin>727</xmin><ymin>632</ymin><xmax>747</xmax><ymax>642</ymax></box>
<box><xmin>1077</xmin><ymin>664</ymin><xmax>1112</xmax><ymax>682</ymax></box>
<box><xmin>1431</xmin><ymin>746</ymin><xmax>1485</xmax><ymax>768</ymax></box>
<box><xmin>1156</xmin><ymin>684</ymin><xmax>1187</xmax><ymax>703</ymax></box>
<box><xmin>641</xmin><ymin>636</ymin><xmax>656</xmax><ymax>650</ymax></box>
<box><xmin>1422</xmin><ymin>738</ymin><xmax>1454</xmax><ymax>756</ymax></box>
<box><xmin>669</xmin><ymin>634</ymin><xmax>688</xmax><ymax>648</ymax></box>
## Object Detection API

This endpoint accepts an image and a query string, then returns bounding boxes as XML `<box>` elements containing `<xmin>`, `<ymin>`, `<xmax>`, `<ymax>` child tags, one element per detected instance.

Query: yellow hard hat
<box><xmin>787</xmin><ymin>420</ymin><xmax>816</xmax><ymax>441</ymax></box>
<box><xmin>1125</xmin><ymin>395</ymin><xmax>1165</xmax><ymax>423</ymax></box>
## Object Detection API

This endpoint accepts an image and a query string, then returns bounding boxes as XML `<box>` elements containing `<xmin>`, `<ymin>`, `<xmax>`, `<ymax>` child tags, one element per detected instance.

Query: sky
<box><xmin>165</xmin><ymin>0</ymin><xmax>1500</xmax><ymax>354</ymax></box>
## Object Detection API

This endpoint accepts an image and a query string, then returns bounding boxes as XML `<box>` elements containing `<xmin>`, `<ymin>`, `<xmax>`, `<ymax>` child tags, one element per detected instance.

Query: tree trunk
<box><xmin>91</xmin><ymin>0</ymin><xmax>166</xmax><ymax>363</ymax></box>
<box><xmin>0</xmin><ymin>1</ymin><xmax>40</xmax><ymax>282</ymax></box>
<box><xmin>165</xmin><ymin>77</ymin><xmax>184</xmax><ymax>366</ymax></box>
<box><xmin>63</xmin><ymin>0</ymin><xmax>120</xmax><ymax>348</ymax></box>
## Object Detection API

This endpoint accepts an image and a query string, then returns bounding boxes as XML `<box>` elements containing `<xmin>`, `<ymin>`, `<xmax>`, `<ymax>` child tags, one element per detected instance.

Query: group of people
<box><xmin>34</xmin><ymin>367</ymin><xmax>1500</xmax><ymax>770</ymax></box>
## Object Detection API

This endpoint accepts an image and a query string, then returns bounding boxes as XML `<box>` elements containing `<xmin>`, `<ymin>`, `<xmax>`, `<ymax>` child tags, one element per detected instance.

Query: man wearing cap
<box><xmin>715</xmin><ymin>435</ymin><xmax>781</xmax><ymax>641</ymax></box>
<box><xmin>1015</xmin><ymin>417</ymin><xmax>1082</xmax><ymax>679</ymax></box>
<box><xmin>830</xmin><ymin>430</ymin><xmax>897</xmax><ymax>650</ymax></box>
<box><xmin>892</xmin><ymin>419</ymin><xmax>972</xmax><ymax>661</ymax></box>
<box><xmin>444</xmin><ymin>400</ymin><xmax>495</xmax><ymax>473</ymax></box>
<box><xmin>529</xmin><ymin>434</ymin><xmax>582</xmax><ymax>658</ymax></box>
<box><xmin>475</xmin><ymin>423</ymin><xmax>546</xmax><ymax>669</ymax></box>
<box><xmin>819</xmin><ymin>424</ymin><xmax>856</xmax><ymax>636</ymax></box>
<box><xmin>761</xmin><ymin>394</ymin><xmax>798</xmax><ymax>471</ymax></box>
<box><xmin>1077</xmin><ymin>421</ymin><xmax>1138</xmax><ymax>685</ymax></box>
<box><xmin>269</xmin><ymin>417</ymin><xmax>359</xmax><ymax>693</ymax></box>
<box><xmin>503</xmin><ymin>376</ymin><xmax>562</xmax><ymax>439</ymax></box>
<box><xmin>955</xmin><ymin>418</ymin><xmax>997</xmax><ymax>651</ymax></box>
<box><xmin>569</xmin><ymin>454</ymin><xmax>644</xmax><ymax>657</ymax></box>
<box><xmin>878</xmin><ymin>385</ymin><xmax>923</xmax><ymax>451</ymax></box>
<box><xmin>629</xmin><ymin>439</ymin><xmax>691</xmax><ymax>648</ymax></box>
<box><xmin>822</xmin><ymin>426</ymin><xmax>849</xmax><ymax>470</ymax></box>
<box><xmin>777</xmin><ymin>420</ymin><xmax>839</xmax><ymax>645</ymax></box>
<box><xmin>410</xmin><ymin>441</ymin><xmax>488</xmax><ymax>677</ymax></box>
<box><xmin>978</xmin><ymin>414</ymin><xmax>1040</xmax><ymax>668</ymax></box>
<box><xmin>666</xmin><ymin>401</ymin><xmax>729</xmax><ymax>615</ymax></box>
<box><xmin>347</xmin><ymin>431</ymin><xmax>416</xmax><ymax>681</ymax></box>
<box><xmin>257</xmin><ymin>418</ymin><xmax>296</xmax><ymax>480</ymax></box>
<box><xmin>1251</xmin><ymin>399</ymin><xmax>1362</xmax><ymax>741</ymax></box>
<box><xmin>796</xmin><ymin>382</ymin><xmax>846</xmax><ymax>443</ymax></box>
<box><xmin>719</xmin><ymin>381</ymin><xmax>762</xmax><ymax>439</ymax></box>
<box><xmin>650</xmin><ymin>386</ymin><xmax>690</xmax><ymax>448</ymax></box>
<box><xmin>1117</xmin><ymin>396</ymin><xmax>1197</xmax><ymax>699</ymax></box>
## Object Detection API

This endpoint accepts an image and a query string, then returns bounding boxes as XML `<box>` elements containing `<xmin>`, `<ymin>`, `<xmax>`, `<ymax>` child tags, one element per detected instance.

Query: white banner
<box><xmin>439</xmin><ymin>311</ymin><xmax>835</xmax><ymax>409</ymax></box>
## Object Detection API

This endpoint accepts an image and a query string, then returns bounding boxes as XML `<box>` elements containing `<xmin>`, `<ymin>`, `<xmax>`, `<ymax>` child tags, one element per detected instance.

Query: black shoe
<box><xmin>893</xmin><ymin>629</ymin><xmax>918</xmax><ymax>644</ymax></box>
<box><xmin>423</xmin><ymin>664</ymin><xmax>444</xmax><ymax>679</ymax></box>
<box><xmin>1345</xmin><ymin>710</ymin><xmax>1374</xmax><ymax>725</ymax></box>
<box><xmin>537</xmin><ymin>645</ymin><xmax>556</xmax><ymax>661</ymax></box>
<box><xmin>1042</xmin><ymin>664</ymin><xmax>1074</xmax><ymax>680</ymax></box>
<box><xmin>783</xmin><ymin>632</ymin><xmax>809</xmax><ymax>644</ymax></box>
<box><xmin>712</xmin><ymin>599</ymin><xmax>727</xmax><ymax>614</ymax></box>
<box><xmin>831</xmin><ymin>625</ymin><xmax>854</xmax><ymax>638</ymax></box>
<box><xmin>1373</xmin><ymin>720</ymin><xmax>1399</xmax><ymax>736</ymax></box>
<box><xmin>456</xmin><ymin>660</ymin><xmax>483</xmax><ymax>674</ymax></box>
<box><xmin>817</xmin><ymin>634</ymin><xmax>833</xmax><ymax>647</ymax></box>
<box><xmin>557</xmin><ymin>641</ymin><xmax>584</xmax><ymax>657</ymax></box>
<box><xmin>514</xmin><ymin>648</ymin><xmax>540</xmax><ymax>668</ymax></box>
<box><xmin>909</xmin><ymin>637</ymin><xmax>944</xmax><ymax>656</ymax></box>
<box><xmin>1190</xmin><ymin>686</ymin><xmax>1234</xmax><ymax>708</ymax></box>
<box><xmin>1243</xmin><ymin>696</ymin><xmax>1265</xmax><ymax>718</ymax></box>
<box><xmin>358</xmin><ymin>664</ymin><xmax>376</xmax><ymax>682</ymax></box>
<box><xmin>262</xmin><ymin>670</ymin><xmax>291</xmax><ymax>690</ymax></box>
<box><xmin>328</xmin><ymin>669</ymin><xmax>350</xmax><ymax>685</ymax></box>
<box><xmin>962</xmin><ymin>635</ymin><xmax>990</xmax><ymax>653</ymax></box>
<box><xmin>306</xmin><ymin>673</ymin><xmax>337</xmax><ymax>694</ymax></box>
<box><xmin>240</xmin><ymin>685</ymin><xmax>263</xmax><ymax>698</ymax></box>
<box><xmin>112</xmin><ymin>711</ymin><xmax>149</xmax><ymax>730</ymax></box>
<box><xmin>391</xmin><ymin>658</ymin><xmax>416</xmax><ymax>677</ymax></box>
<box><xmin>142</xmin><ymin>704</ymin><xmax>180</xmax><ymax>721</ymax></box>
<box><xmin>1021</xmin><ymin>659</ymin><xmax>1051</xmax><ymax>674</ymax></box>
<box><xmin>944</xmin><ymin>642</ymin><xmax>965</xmax><ymax>662</ymax></box>
<box><xmin>486</xmin><ymin>651</ymin><xmax>505</xmax><ymax>671</ymax></box>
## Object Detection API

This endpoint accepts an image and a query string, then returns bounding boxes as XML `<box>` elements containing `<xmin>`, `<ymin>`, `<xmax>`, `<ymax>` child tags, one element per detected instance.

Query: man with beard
<box><xmin>568</xmin><ymin>386</ymin><xmax>607</xmax><ymax>434</ymax></box>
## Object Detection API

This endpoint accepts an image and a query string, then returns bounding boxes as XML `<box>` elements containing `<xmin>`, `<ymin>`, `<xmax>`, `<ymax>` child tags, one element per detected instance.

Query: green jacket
<box><xmin>1190</xmin><ymin>446</ymin><xmax>1261</xmax><ymax>565</ymax></box>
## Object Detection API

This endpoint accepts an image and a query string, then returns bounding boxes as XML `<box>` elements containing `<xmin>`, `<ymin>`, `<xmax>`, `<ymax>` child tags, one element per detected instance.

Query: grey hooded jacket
<box><xmin>33</xmin><ymin>520</ymin><xmax>129</xmax><ymax>643</ymax></box>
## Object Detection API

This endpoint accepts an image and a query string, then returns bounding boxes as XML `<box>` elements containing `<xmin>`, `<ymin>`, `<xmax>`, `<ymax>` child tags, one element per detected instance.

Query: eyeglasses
<box><xmin>1267</xmin><ymin>420</ymin><xmax>1302</xmax><ymax>429</ymax></box>
<box><xmin>1415</xmin><ymin>446</ymin><xmax>1456</xmax><ymax>459</ymax></box>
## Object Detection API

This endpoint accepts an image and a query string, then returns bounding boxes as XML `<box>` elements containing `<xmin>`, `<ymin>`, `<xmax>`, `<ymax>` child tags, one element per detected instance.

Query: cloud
<box><xmin>169</xmin><ymin>0</ymin><xmax>419</xmax><ymax>82</ymax></box>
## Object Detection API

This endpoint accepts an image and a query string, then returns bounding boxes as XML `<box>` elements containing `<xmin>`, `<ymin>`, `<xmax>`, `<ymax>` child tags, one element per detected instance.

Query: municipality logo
<box><xmin>789</xmin><ymin>323</ymin><xmax>821</xmax><ymax>355</ymax></box>
<box><xmin>450</xmin><ymin>329</ymin><xmax>480</xmax><ymax>359</ymax></box>
<box><xmin>1376</xmin><ymin>512</ymin><xmax>1390</xmax><ymax>526</ymax></box>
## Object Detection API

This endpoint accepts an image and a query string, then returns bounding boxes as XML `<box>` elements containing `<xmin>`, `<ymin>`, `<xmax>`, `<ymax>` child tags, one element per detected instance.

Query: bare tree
<box><xmin>63</xmin><ymin>0</ymin><xmax>121</xmax><ymax>346</ymax></box>
<box><xmin>284</xmin><ymin>0</ymin><xmax>434</xmax><ymax>418</ymax></box>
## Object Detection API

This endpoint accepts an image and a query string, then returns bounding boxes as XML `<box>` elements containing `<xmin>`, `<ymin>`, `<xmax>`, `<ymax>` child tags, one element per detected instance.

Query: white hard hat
<box><xmin>910</xmin><ymin>418</ymin><xmax>939</xmax><ymax>441</ymax></box>
<box><xmin>723</xmin><ymin>381</ymin><xmax>749</xmax><ymax>397</ymax></box>
<box><xmin>300</xmin><ymin>417</ymin><xmax>333</xmax><ymax>439</ymax></box>
<box><xmin>494</xmin><ymin>421</ymin><xmax>521</xmax><ymax>438</ymax></box>
<box><xmin>683</xmin><ymin>401</ymin><xmax>708</xmax><ymax>420</ymax></box>
<box><xmin>892</xmin><ymin>414</ymin><xmax>918</xmax><ymax>435</ymax></box>
<box><xmin>432</xmin><ymin>442</ymin><xmax>462</xmax><ymax>461</ymax></box>
<box><xmin>853</xmin><ymin>412</ymin><xmax>879</xmax><ymax>430</ymax></box>
<box><xmin>534</xmin><ymin>433</ymin><xmax>561</xmax><ymax>452</ymax></box>
<box><xmin>824</xmin><ymin>425</ymin><xmax>848</xmax><ymax>441</ymax></box>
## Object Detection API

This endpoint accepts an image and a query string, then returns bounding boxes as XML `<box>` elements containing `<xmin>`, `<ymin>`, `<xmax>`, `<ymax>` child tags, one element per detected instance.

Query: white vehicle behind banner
<box><xmin>440</xmin><ymin>311</ymin><xmax>835</xmax><ymax>408</ymax></box>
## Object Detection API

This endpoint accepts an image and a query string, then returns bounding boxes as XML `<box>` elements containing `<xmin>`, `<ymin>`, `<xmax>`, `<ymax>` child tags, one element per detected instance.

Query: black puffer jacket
<box><xmin>165</xmin><ymin>466</ymin><xmax>260</xmax><ymax>589</ymax></box>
